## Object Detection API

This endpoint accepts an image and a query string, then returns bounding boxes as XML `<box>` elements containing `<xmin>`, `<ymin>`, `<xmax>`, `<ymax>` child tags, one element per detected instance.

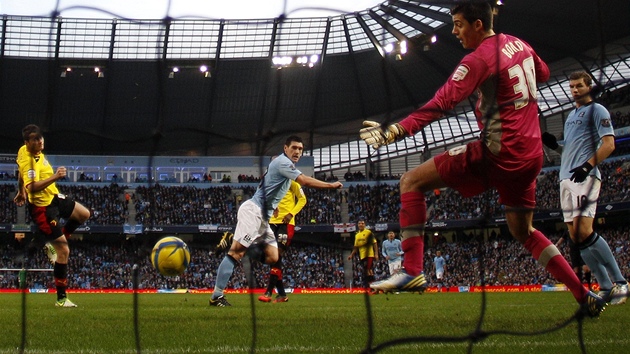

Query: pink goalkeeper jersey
<box><xmin>400</xmin><ymin>33</ymin><xmax>550</xmax><ymax>166</ymax></box>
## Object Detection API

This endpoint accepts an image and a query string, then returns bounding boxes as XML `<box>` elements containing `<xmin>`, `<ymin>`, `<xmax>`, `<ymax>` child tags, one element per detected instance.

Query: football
<box><xmin>151</xmin><ymin>236</ymin><xmax>191</xmax><ymax>276</ymax></box>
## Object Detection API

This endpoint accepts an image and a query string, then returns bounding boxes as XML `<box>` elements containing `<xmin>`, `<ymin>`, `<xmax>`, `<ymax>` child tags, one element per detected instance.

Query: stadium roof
<box><xmin>0</xmin><ymin>0</ymin><xmax>629</xmax><ymax>172</ymax></box>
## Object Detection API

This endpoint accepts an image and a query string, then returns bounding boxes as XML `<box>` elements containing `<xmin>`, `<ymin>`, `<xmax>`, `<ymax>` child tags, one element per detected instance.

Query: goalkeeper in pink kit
<box><xmin>360</xmin><ymin>1</ymin><xmax>605</xmax><ymax>317</ymax></box>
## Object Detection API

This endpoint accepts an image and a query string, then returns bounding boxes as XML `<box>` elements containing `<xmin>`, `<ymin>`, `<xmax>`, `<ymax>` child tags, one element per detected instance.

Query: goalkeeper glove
<box><xmin>541</xmin><ymin>132</ymin><xmax>559</xmax><ymax>150</ymax></box>
<box><xmin>359</xmin><ymin>121</ymin><xmax>407</xmax><ymax>149</ymax></box>
<box><xmin>569</xmin><ymin>162</ymin><xmax>593</xmax><ymax>183</ymax></box>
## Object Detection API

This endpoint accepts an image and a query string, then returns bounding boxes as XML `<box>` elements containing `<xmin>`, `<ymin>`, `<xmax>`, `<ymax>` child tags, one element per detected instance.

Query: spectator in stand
<box><xmin>344</xmin><ymin>171</ymin><xmax>354</xmax><ymax>181</ymax></box>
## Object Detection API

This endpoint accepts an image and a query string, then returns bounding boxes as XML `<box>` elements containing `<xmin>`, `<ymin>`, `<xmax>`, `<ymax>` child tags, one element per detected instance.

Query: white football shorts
<box><xmin>233</xmin><ymin>200</ymin><xmax>278</xmax><ymax>249</ymax></box>
<box><xmin>560</xmin><ymin>176</ymin><xmax>601</xmax><ymax>222</ymax></box>
<box><xmin>388</xmin><ymin>259</ymin><xmax>402</xmax><ymax>275</ymax></box>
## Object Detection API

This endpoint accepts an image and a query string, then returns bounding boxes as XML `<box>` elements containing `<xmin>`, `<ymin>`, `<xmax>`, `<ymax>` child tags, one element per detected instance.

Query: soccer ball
<box><xmin>151</xmin><ymin>237</ymin><xmax>191</xmax><ymax>276</ymax></box>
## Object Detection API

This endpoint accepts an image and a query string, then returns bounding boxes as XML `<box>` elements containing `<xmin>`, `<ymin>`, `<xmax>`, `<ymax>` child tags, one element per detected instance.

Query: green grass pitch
<box><xmin>0</xmin><ymin>292</ymin><xmax>628</xmax><ymax>353</ymax></box>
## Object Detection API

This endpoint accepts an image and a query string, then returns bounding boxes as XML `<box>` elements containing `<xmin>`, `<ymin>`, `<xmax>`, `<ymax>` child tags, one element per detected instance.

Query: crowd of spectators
<box><xmin>0</xmin><ymin>184</ymin><xmax>18</xmax><ymax>224</ymax></box>
<box><xmin>295</xmin><ymin>189</ymin><xmax>343</xmax><ymax>225</ymax></box>
<box><xmin>0</xmin><ymin>239</ymin><xmax>346</xmax><ymax>291</ymax></box>
<box><xmin>347</xmin><ymin>183</ymin><xmax>401</xmax><ymax>222</ymax></box>
<box><xmin>421</xmin><ymin>225</ymin><xmax>630</xmax><ymax>290</ymax></box>
<box><xmin>65</xmin><ymin>184</ymin><xmax>129</xmax><ymax>225</ymax></box>
<box><xmin>430</xmin><ymin>190</ymin><xmax>503</xmax><ymax>221</ymax></box>
<box><xmin>134</xmin><ymin>184</ymin><xmax>237</xmax><ymax>226</ymax></box>
<box><xmin>237</xmin><ymin>174</ymin><xmax>261</xmax><ymax>183</ymax></box>
<box><xmin>0</xmin><ymin>155</ymin><xmax>629</xmax><ymax>226</ymax></box>
<box><xmin>0</xmin><ymin>171</ymin><xmax>18</xmax><ymax>181</ymax></box>
<box><xmin>343</xmin><ymin>170</ymin><xmax>367</xmax><ymax>181</ymax></box>
<box><xmin>0</xmin><ymin>183</ymin><xmax>129</xmax><ymax>225</ymax></box>
<box><xmin>2</xmin><ymin>223</ymin><xmax>627</xmax><ymax>291</ymax></box>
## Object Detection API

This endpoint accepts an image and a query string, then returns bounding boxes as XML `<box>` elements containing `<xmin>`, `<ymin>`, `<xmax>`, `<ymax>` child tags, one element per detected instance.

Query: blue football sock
<box><xmin>580</xmin><ymin>247</ymin><xmax>613</xmax><ymax>290</ymax></box>
<box><xmin>212</xmin><ymin>255</ymin><xmax>237</xmax><ymax>299</ymax></box>
<box><xmin>588</xmin><ymin>233</ymin><xmax>627</xmax><ymax>283</ymax></box>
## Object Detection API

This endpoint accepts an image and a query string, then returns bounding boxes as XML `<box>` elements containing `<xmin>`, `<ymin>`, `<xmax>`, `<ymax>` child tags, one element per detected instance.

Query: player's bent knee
<box><xmin>54</xmin><ymin>242</ymin><xmax>70</xmax><ymax>259</ymax></box>
<box><xmin>78</xmin><ymin>205</ymin><xmax>91</xmax><ymax>221</ymax></box>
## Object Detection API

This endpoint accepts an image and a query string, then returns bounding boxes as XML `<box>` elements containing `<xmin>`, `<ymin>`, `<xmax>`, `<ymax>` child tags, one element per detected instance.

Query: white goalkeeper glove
<box><xmin>359</xmin><ymin>121</ymin><xmax>407</xmax><ymax>149</ymax></box>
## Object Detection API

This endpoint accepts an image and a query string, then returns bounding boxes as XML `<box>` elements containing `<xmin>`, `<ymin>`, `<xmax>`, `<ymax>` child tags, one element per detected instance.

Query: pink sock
<box><xmin>402</xmin><ymin>237</ymin><xmax>424</xmax><ymax>275</ymax></box>
<box><xmin>524</xmin><ymin>230</ymin><xmax>588</xmax><ymax>303</ymax></box>
<box><xmin>399</xmin><ymin>192</ymin><xmax>427</xmax><ymax>276</ymax></box>
<box><xmin>400</xmin><ymin>192</ymin><xmax>426</xmax><ymax>226</ymax></box>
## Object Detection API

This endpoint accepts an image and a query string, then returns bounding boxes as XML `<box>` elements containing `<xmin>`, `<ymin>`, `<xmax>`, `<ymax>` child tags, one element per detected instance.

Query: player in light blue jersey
<box><xmin>381</xmin><ymin>231</ymin><xmax>403</xmax><ymax>276</ymax></box>
<box><xmin>543</xmin><ymin>70</ymin><xmax>627</xmax><ymax>306</ymax></box>
<box><xmin>433</xmin><ymin>250</ymin><xmax>446</xmax><ymax>292</ymax></box>
<box><xmin>210</xmin><ymin>135</ymin><xmax>343</xmax><ymax>307</ymax></box>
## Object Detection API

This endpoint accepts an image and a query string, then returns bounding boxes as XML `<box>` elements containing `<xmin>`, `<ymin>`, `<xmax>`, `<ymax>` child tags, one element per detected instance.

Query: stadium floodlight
<box><xmin>60</xmin><ymin>67</ymin><xmax>72</xmax><ymax>77</ymax></box>
<box><xmin>272</xmin><ymin>56</ymin><xmax>293</xmax><ymax>67</ymax></box>
<box><xmin>199</xmin><ymin>65</ymin><xmax>211</xmax><ymax>77</ymax></box>
<box><xmin>384</xmin><ymin>41</ymin><xmax>407</xmax><ymax>60</ymax></box>
<box><xmin>272</xmin><ymin>55</ymin><xmax>318</xmax><ymax>68</ymax></box>
<box><xmin>94</xmin><ymin>67</ymin><xmax>105</xmax><ymax>78</ymax></box>
<box><xmin>399</xmin><ymin>40</ymin><xmax>408</xmax><ymax>55</ymax></box>
<box><xmin>168</xmin><ymin>67</ymin><xmax>179</xmax><ymax>79</ymax></box>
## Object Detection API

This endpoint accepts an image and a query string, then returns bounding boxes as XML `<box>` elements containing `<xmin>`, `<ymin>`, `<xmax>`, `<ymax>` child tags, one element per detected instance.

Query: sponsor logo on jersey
<box><xmin>452</xmin><ymin>65</ymin><xmax>469</xmax><ymax>81</ymax></box>
<box><xmin>601</xmin><ymin>118</ymin><xmax>611</xmax><ymax>127</ymax></box>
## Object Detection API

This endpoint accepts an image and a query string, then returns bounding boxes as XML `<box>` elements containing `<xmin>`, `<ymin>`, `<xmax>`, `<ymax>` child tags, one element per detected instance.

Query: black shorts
<box><xmin>361</xmin><ymin>257</ymin><xmax>374</xmax><ymax>277</ymax></box>
<box><xmin>28</xmin><ymin>194</ymin><xmax>76</xmax><ymax>241</ymax></box>
<box><xmin>270</xmin><ymin>223</ymin><xmax>295</xmax><ymax>252</ymax></box>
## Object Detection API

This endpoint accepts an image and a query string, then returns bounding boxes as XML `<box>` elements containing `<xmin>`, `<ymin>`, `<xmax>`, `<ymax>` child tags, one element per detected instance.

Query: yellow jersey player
<box><xmin>15</xmin><ymin>124</ymin><xmax>91</xmax><ymax>307</ymax></box>
<box><xmin>258</xmin><ymin>180</ymin><xmax>307</xmax><ymax>303</ymax></box>
<box><xmin>348</xmin><ymin>219</ymin><xmax>379</xmax><ymax>291</ymax></box>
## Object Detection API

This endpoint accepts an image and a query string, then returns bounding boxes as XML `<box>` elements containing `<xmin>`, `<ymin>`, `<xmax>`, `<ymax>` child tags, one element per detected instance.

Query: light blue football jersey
<box><xmin>559</xmin><ymin>102</ymin><xmax>614</xmax><ymax>181</ymax></box>
<box><xmin>250</xmin><ymin>153</ymin><xmax>302</xmax><ymax>218</ymax></box>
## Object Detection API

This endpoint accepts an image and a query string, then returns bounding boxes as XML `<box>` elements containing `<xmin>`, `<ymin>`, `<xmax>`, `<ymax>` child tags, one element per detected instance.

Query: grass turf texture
<box><xmin>0</xmin><ymin>292</ymin><xmax>628</xmax><ymax>353</ymax></box>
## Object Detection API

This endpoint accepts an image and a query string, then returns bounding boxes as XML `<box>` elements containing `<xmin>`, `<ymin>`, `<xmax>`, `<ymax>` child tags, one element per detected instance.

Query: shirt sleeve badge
<box><xmin>452</xmin><ymin>64</ymin><xmax>470</xmax><ymax>81</ymax></box>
